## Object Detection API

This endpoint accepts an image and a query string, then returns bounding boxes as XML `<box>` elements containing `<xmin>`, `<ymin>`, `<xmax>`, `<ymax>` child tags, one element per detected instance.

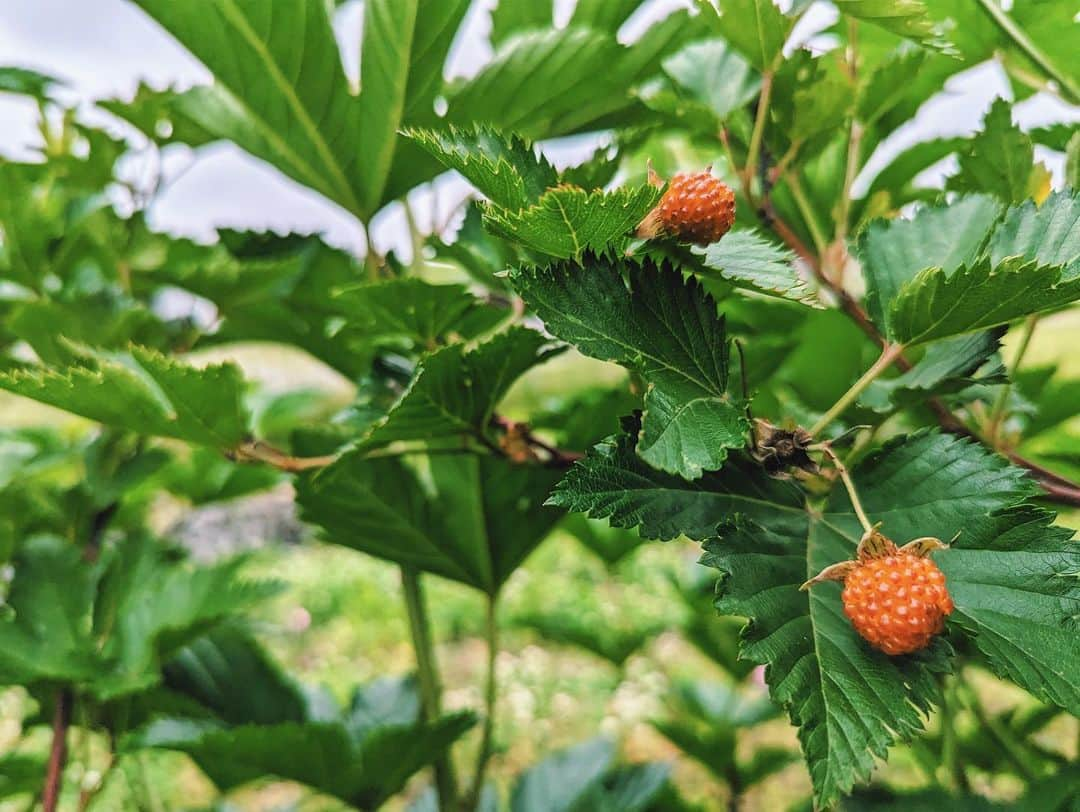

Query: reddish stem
<box><xmin>43</xmin><ymin>689</ymin><xmax>72</xmax><ymax>812</ymax></box>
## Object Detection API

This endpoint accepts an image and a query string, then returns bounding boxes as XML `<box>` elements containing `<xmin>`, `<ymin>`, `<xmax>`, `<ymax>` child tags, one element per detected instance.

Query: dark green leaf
<box><xmin>549</xmin><ymin>424</ymin><xmax>805</xmax><ymax>541</ymax></box>
<box><xmin>513</xmin><ymin>258</ymin><xmax>749</xmax><ymax>479</ymax></box>
<box><xmin>860</xmin><ymin>330</ymin><xmax>1004</xmax><ymax>411</ymax></box>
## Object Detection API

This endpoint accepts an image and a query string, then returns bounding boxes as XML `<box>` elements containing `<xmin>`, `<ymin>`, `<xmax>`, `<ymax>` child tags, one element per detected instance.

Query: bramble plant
<box><xmin>0</xmin><ymin>0</ymin><xmax>1078</xmax><ymax>810</ymax></box>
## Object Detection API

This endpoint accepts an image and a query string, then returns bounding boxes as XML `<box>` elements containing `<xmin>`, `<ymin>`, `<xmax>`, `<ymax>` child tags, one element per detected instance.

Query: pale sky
<box><xmin>0</xmin><ymin>0</ymin><xmax>1076</xmax><ymax>260</ymax></box>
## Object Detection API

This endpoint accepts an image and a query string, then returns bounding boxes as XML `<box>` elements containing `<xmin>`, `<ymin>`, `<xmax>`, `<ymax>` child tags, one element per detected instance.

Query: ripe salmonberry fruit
<box><xmin>802</xmin><ymin>527</ymin><xmax>954</xmax><ymax>656</ymax></box>
<box><xmin>636</xmin><ymin>168</ymin><xmax>736</xmax><ymax>245</ymax></box>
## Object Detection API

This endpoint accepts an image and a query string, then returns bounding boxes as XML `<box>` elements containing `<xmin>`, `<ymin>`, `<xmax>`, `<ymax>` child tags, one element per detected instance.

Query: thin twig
<box><xmin>817</xmin><ymin>444</ymin><xmax>874</xmax><ymax>533</ymax></box>
<box><xmin>230</xmin><ymin>441</ymin><xmax>337</xmax><ymax>472</ymax></box>
<box><xmin>976</xmin><ymin>0</ymin><xmax>1080</xmax><ymax>102</ymax></box>
<box><xmin>986</xmin><ymin>314</ymin><xmax>1038</xmax><ymax>442</ymax></box>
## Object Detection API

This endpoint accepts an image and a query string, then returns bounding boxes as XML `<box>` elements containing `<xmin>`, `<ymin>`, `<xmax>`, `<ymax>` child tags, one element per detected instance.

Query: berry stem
<box><xmin>809</xmin><ymin>342</ymin><xmax>906</xmax><ymax>437</ymax></box>
<box><xmin>817</xmin><ymin>444</ymin><xmax>874</xmax><ymax>534</ymax></box>
<box><xmin>464</xmin><ymin>592</ymin><xmax>500</xmax><ymax>811</ymax></box>
<box><xmin>744</xmin><ymin>70</ymin><xmax>774</xmax><ymax>190</ymax></box>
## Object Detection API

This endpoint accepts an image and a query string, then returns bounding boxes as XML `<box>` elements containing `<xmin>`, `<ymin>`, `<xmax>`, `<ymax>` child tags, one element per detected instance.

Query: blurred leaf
<box><xmin>512</xmin><ymin>737</ymin><xmax>615</xmax><ymax>812</ymax></box>
<box><xmin>709</xmin><ymin>0</ymin><xmax>791</xmax><ymax>71</ymax></box>
<box><xmin>0</xmin><ymin>754</ymin><xmax>44</xmax><ymax>799</ymax></box>
<box><xmin>578</xmin><ymin>762</ymin><xmax>673</xmax><ymax>812</ymax></box>
<box><xmin>561</xmin><ymin>513</ymin><xmax>649</xmax><ymax>568</ymax></box>
<box><xmin>1067</xmin><ymin>132</ymin><xmax>1079</xmax><ymax>189</ymax></box>
<box><xmin>857</xmin><ymin>47</ymin><xmax>927</xmax><ymax>125</ymax></box>
<box><xmin>0</xmin><ymin>65</ymin><xmax>64</xmax><ymax>98</ymax></box>
<box><xmin>833</xmin><ymin>0</ymin><xmax>950</xmax><ymax>50</ymax></box>
<box><xmin>0</xmin><ymin>344</ymin><xmax>250</xmax><ymax>448</ymax></box>
<box><xmin>513</xmin><ymin>257</ymin><xmax>749</xmax><ymax>479</ymax></box>
<box><xmin>356</xmin><ymin>327</ymin><xmax>562</xmax><ymax>453</ymax></box>
<box><xmin>661</xmin><ymin>39</ymin><xmax>761</xmax><ymax>123</ymax></box>
<box><xmin>865</xmin><ymin>137</ymin><xmax>967</xmax><ymax>202</ymax></box>
<box><xmin>298</xmin><ymin>452</ymin><xmax>562</xmax><ymax>593</ymax></box>
<box><xmin>514</xmin><ymin>609</ymin><xmax>662</xmax><ymax>666</ymax></box>
<box><xmin>695</xmin><ymin>230</ymin><xmax>819</xmax><ymax>306</ymax></box>
<box><xmin>490</xmin><ymin>0</ymin><xmax>551</xmax><ymax>48</ymax></box>
<box><xmin>571</xmin><ymin>0</ymin><xmax>643</xmax><ymax>31</ymax></box>
<box><xmin>949</xmin><ymin>99</ymin><xmax>1040</xmax><ymax>203</ymax></box>
<box><xmin>485</xmin><ymin>185</ymin><xmax>660</xmax><ymax>259</ymax></box>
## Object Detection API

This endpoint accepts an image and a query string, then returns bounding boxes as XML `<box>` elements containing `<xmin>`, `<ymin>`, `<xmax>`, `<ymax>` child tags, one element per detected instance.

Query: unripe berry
<box><xmin>637</xmin><ymin>170</ymin><xmax>736</xmax><ymax>245</ymax></box>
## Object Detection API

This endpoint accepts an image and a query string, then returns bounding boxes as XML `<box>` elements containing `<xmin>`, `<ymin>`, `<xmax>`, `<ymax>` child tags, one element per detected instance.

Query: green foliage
<box><xmin>513</xmin><ymin>258</ymin><xmax>749</xmax><ymax>479</ymax></box>
<box><xmin>1</xmin><ymin>2</ymin><xmax>1078</xmax><ymax>809</ymax></box>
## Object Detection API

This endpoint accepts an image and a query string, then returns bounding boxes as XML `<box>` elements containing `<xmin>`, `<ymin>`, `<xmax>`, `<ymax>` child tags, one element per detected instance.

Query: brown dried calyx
<box><xmin>750</xmin><ymin>419</ymin><xmax>818</xmax><ymax>477</ymax></box>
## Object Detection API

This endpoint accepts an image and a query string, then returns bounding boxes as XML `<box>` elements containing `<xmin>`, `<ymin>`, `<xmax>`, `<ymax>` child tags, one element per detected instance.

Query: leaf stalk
<box><xmin>809</xmin><ymin>343</ymin><xmax>905</xmax><ymax>437</ymax></box>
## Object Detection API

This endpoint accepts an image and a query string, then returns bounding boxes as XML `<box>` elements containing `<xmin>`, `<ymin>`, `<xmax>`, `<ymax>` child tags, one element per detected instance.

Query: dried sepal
<box><xmin>800</xmin><ymin>560</ymin><xmax>857</xmax><ymax>591</ymax></box>
<box><xmin>751</xmin><ymin>419</ymin><xmax>818</xmax><ymax>477</ymax></box>
<box><xmin>855</xmin><ymin>524</ymin><xmax>896</xmax><ymax>561</ymax></box>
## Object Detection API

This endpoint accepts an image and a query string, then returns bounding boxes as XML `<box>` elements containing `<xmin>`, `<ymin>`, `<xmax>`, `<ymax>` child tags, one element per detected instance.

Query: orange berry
<box><xmin>841</xmin><ymin>552</ymin><xmax>953</xmax><ymax>656</ymax></box>
<box><xmin>637</xmin><ymin>170</ymin><xmax>735</xmax><ymax>245</ymax></box>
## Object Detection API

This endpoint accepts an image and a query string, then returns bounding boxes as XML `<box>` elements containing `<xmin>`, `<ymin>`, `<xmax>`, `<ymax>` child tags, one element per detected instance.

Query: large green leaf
<box><xmin>709</xmin><ymin>0</ymin><xmax>792</xmax><ymax>71</ymax></box>
<box><xmin>489</xmin><ymin>0</ymin><xmax>551</xmax><ymax>47</ymax></box>
<box><xmin>948</xmin><ymin>98</ymin><xmax>1039</xmax><ymax>203</ymax></box>
<box><xmin>405</xmin><ymin>126</ymin><xmax>559</xmax><ymax>210</ymax></box>
<box><xmin>858</xmin><ymin>194</ymin><xmax>1003</xmax><ymax>335</ymax></box>
<box><xmin>297</xmin><ymin>451</ymin><xmax>563</xmax><ymax>593</ymax></box>
<box><xmin>356</xmin><ymin>327</ymin><xmax>562</xmax><ymax>453</ymax></box>
<box><xmin>513</xmin><ymin>257</ymin><xmax>749</xmax><ymax>479</ymax></box>
<box><xmin>485</xmin><ymin>186</ymin><xmax>660</xmax><ymax>259</ymax></box>
<box><xmin>988</xmin><ymin>189</ymin><xmax>1080</xmax><ymax>280</ymax></box>
<box><xmin>701</xmin><ymin>431</ymin><xmax>1070</xmax><ymax>806</ymax></box>
<box><xmin>695</xmin><ymin>230</ymin><xmax>819</xmax><ymax>306</ymax></box>
<box><xmin>571</xmin><ymin>0</ymin><xmax>643</xmax><ymax>31</ymax></box>
<box><xmin>548</xmin><ymin>419</ymin><xmax>805</xmax><ymax>541</ymax></box>
<box><xmin>0</xmin><ymin>344</ymin><xmax>250</xmax><ymax>448</ymax></box>
<box><xmin>887</xmin><ymin>256</ymin><xmax>1080</xmax><ymax>345</ymax></box>
<box><xmin>130</xmin><ymin>0</ymin><xmax>365</xmax><ymax>215</ymax></box>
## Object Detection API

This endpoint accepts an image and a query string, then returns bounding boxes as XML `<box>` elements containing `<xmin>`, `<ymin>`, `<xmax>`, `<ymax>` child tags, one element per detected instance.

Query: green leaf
<box><xmin>571</xmin><ymin>0</ymin><xmax>643</xmax><ymax>31</ymax></box>
<box><xmin>0</xmin><ymin>535</ymin><xmax>272</xmax><ymax>698</ymax></box>
<box><xmin>548</xmin><ymin>421</ymin><xmax>805</xmax><ymax>541</ymax></box>
<box><xmin>357</xmin><ymin>327</ymin><xmax>562</xmax><ymax>453</ymax></box>
<box><xmin>0</xmin><ymin>65</ymin><xmax>64</xmax><ymax>99</ymax></box>
<box><xmin>988</xmin><ymin>189</ymin><xmax>1080</xmax><ymax>280</ymax></box>
<box><xmin>0</xmin><ymin>344</ymin><xmax>250</xmax><ymax>448</ymax></box>
<box><xmin>514</xmin><ymin>610</ymin><xmax>661</xmax><ymax>667</ymax></box>
<box><xmin>355</xmin><ymin>0</ymin><xmax>417</xmax><ymax>213</ymax></box>
<box><xmin>694</xmin><ymin>230</ymin><xmax>820</xmax><ymax>306</ymax></box>
<box><xmin>163</xmin><ymin>626</ymin><xmax>310</xmax><ymax>725</ymax></box>
<box><xmin>297</xmin><ymin>452</ymin><xmax>562</xmax><ymax>593</ymax></box>
<box><xmin>857</xmin><ymin>194</ymin><xmax>1003</xmax><ymax>334</ymax></box>
<box><xmin>860</xmin><ymin>330</ymin><xmax>1004</xmax><ymax>412</ymax></box>
<box><xmin>511</xmin><ymin>738</ymin><xmax>615</xmax><ymax>812</ymax></box>
<box><xmin>865</xmin><ymin>137</ymin><xmax>967</xmax><ymax>202</ymax></box>
<box><xmin>857</xmin><ymin>47</ymin><xmax>928</xmax><ymax>125</ymax></box>
<box><xmin>513</xmin><ymin>257</ymin><xmax>749</xmax><ymax>479</ymax></box>
<box><xmin>98</xmin><ymin>83</ymin><xmax>218</xmax><ymax>148</ymax></box>
<box><xmin>561</xmin><ymin>513</ymin><xmax>649</xmax><ymax>568</ymax></box>
<box><xmin>134</xmin><ymin>709</ymin><xmax>475</xmax><ymax>809</ymax></box>
<box><xmin>949</xmin><ymin>98</ymin><xmax>1039</xmax><ymax>203</ymax></box>
<box><xmin>579</xmin><ymin>762</ymin><xmax>674</xmax><ymax>812</ymax></box>
<box><xmin>405</xmin><ymin>126</ymin><xmax>559</xmax><ymax>210</ymax></box>
<box><xmin>130</xmin><ymin>1</ymin><xmax>366</xmax><ymax>215</ymax></box>
<box><xmin>709</xmin><ymin>0</ymin><xmax>791</xmax><ymax>71</ymax></box>
<box><xmin>833</xmin><ymin>0</ymin><xmax>950</xmax><ymax>50</ymax></box>
<box><xmin>1067</xmin><ymin>132</ymin><xmax>1080</xmax><ymax>189</ymax></box>
<box><xmin>489</xmin><ymin>0</ymin><xmax>551</xmax><ymax>48</ymax></box>
<box><xmin>660</xmin><ymin>39</ymin><xmax>762</xmax><ymax>123</ymax></box>
<box><xmin>331</xmin><ymin>278</ymin><xmax>505</xmax><ymax>350</ymax></box>
<box><xmin>887</xmin><ymin>256</ymin><xmax>1080</xmax><ymax>344</ymax></box>
<box><xmin>485</xmin><ymin>185</ymin><xmax>660</xmax><ymax>259</ymax></box>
